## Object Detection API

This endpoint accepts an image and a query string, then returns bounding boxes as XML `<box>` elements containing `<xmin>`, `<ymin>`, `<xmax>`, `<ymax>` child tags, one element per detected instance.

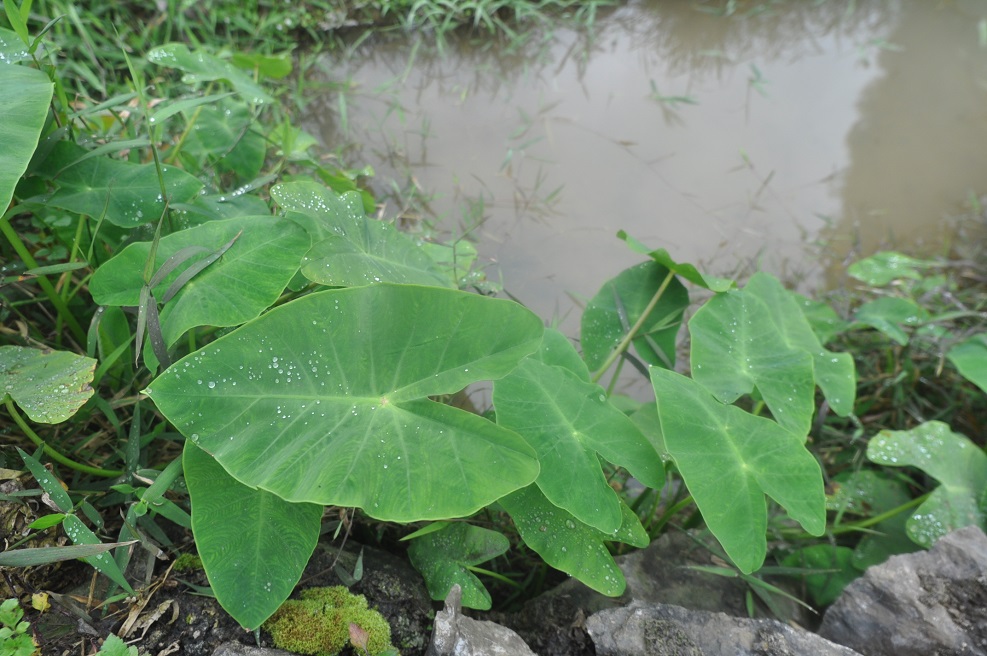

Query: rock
<box><xmin>427</xmin><ymin>585</ymin><xmax>538</xmax><ymax>656</ymax></box>
<box><xmin>586</xmin><ymin>601</ymin><xmax>862</xmax><ymax>656</ymax></box>
<box><xmin>497</xmin><ymin>530</ymin><xmax>799</xmax><ymax>655</ymax></box>
<box><xmin>212</xmin><ymin>643</ymin><xmax>295</xmax><ymax>656</ymax></box>
<box><xmin>819</xmin><ymin>525</ymin><xmax>987</xmax><ymax>656</ymax></box>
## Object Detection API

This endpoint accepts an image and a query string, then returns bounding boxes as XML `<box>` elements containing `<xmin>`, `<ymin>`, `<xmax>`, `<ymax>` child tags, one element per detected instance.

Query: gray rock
<box><xmin>211</xmin><ymin>643</ymin><xmax>295</xmax><ymax>656</ymax></box>
<box><xmin>427</xmin><ymin>585</ymin><xmax>537</xmax><ymax>656</ymax></box>
<box><xmin>819</xmin><ymin>525</ymin><xmax>987</xmax><ymax>656</ymax></box>
<box><xmin>586</xmin><ymin>601</ymin><xmax>862</xmax><ymax>656</ymax></box>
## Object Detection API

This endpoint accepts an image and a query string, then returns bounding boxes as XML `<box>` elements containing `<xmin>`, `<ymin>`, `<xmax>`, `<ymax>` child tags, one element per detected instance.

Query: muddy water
<box><xmin>308</xmin><ymin>1</ymin><xmax>987</xmax><ymax>334</ymax></box>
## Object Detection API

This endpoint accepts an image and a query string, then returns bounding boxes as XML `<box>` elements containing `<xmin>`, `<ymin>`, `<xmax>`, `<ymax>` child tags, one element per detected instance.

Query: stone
<box><xmin>212</xmin><ymin>643</ymin><xmax>295</xmax><ymax>656</ymax></box>
<box><xmin>427</xmin><ymin>585</ymin><xmax>538</xmax><ymax>656</ymax></box>
<box><xmin>819</xmin><ymin>525</ymin><xmax>987</xmax><ymax>656</ymax></box>
<box><xmin>586</xmin><ymin>601</ymin><xmax>862</xmax><ymax>656</ymax></box>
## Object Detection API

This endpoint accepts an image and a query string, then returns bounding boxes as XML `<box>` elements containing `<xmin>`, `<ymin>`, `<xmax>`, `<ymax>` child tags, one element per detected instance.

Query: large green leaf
<box><xmin>498</xmin><ymin>484</ymin><xmax>648</xmax><ymax>596</ymax></box>
<box><xmin>407</xmin><ymin>523</ymin><xmax>509</xmax><ymax>610</ymax></box>
<box><xmin>184</xmin><ymin>442</ymin><xmax>321</xmax><ymax>630</ymax></box>
<box><xmin>867</xmin><ymin>421</ymin><xmax>987</xmax><ymax>548</ymax></box>
<box><xmin>947</xmin><ymin>334</ymin><xmax>987</xmax><ymax>395</ymax></box>
<box><xmin>272</xmin><ymin>181</ymin><xmax>451</xmax><ymax>288</ymax></box>
<box><xmin>1</xmin><ymin>346</ymin><xmax>95</xmax><ymax>423</ymax></box>
<box><xmin>46</xmin><ymin>155</ymin><xmax>203</xmax><ymax>227</ymax></box>
<box><xmin>494</xmin><ymin>355</ymin><xmax>664</xmax><ymax>534</ymax></box>
<box><xmin>0</xmin><ymin>64</ymin><xmax>52</xmax><ymax>211</ymax></box>
<box><xmin>90</xmin><ymin>216</ymin><xmax>309</xmax><ymax>347</ymax></box>
<box><xmin>147</xmin><ymin>285</ymin><xmax>543</xmax><ymax>521</ymax></box>
<box><xmin>147</xmin><ymin>44</ymin><xmax>274</xmax><ymax>104</ymax></box>
<box><xmin>743</xmin><ymin>274</ymin><xmax>855</xmax><ymax>417</ymax></box>
<box><xmin>581</xmin><ymin>261</ymin><xmax>689</xmax><ymax>372</ymax></box>
<box><xmin>651</xmin><ymin>368</ymin><xmax>825</xmax><ymax>573</ymax></box>
<box><xmin>0</xmin><ymin>26</ymin><xmax>30</xmax><ymax>63</ymax></box>
<box><xmin>689</xmin><ymin>273</ymin><xmax>816</xmax><ymax>437</ymax></box>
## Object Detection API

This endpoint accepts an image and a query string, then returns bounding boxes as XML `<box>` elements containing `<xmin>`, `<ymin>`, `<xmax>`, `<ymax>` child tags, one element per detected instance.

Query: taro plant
<box><xmin>1</xmin><ymin>2</ymin><xmax>867</xmax><ymax>633</ymax></box>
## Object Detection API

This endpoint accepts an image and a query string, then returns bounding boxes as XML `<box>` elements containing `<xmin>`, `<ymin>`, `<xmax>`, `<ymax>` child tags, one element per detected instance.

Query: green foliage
<box><xmin>97</xmin><ymin>634</ymin><xmax>138</xmax><ymax>656</ymax></box>
<box><xmin>0</xmin><ymin>599</ymin><xmax>38</xmax><ymax>656</ymax></box>
<box><xmin>5</xmin><ymin>0</ymin><xmax>987</xmax><ymax>633</ymax></box>
<box><xmin>263</xmin><ymin>587</ymin><xmax>396</xmax><ymax>656</ymax></box>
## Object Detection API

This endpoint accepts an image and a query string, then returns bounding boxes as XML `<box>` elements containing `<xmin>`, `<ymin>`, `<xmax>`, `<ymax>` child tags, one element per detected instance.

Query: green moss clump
<box><xmin>263</xmin><ymin>586</ymin><xmax>397</xmax><ymax>656</ymax></box>
<box><xmin>172</xmin><ymin>553</ymin><xmax>203</xmax><ymax>573</ymax></box>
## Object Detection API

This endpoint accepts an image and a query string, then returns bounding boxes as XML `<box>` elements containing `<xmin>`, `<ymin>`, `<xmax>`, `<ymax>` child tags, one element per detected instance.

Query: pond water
<box><xmin>307</xmin><ymin>0</ymin><xmax>987</xmax><ymax>332</ymax></box>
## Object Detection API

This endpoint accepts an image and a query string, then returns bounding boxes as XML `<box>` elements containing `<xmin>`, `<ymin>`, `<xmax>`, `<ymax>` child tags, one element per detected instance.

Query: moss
<box><xmin>263</xmin><ymin>586</ymin><xmax>397</xmax><ymax>656</ymax></box>
<box><xmin>172</xmin><ymin>553</ymin><xmax>203</xmax><ymax>573</ymax></box>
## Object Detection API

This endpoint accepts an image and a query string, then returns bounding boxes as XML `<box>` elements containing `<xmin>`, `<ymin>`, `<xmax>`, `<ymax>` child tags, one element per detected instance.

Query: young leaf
<box><xmin>867</xmin><ymin>421</ymin><xmax>987</xmax><ymax>548</ymax></box>
<box><xmin>408</xmin><ymin>523</ymin><xmax>509</xmax><ymax>610</ymax></box>
<box><xmin>852</xmin><ymin>297</ymin><xmax>929</xmax><ymax>346</ymax></box>
<box><xmin>947</xmin><ymin>334</ymin><xmax>987</xmax><ymax>395</ymax></box>
<box><xmin>184</xmin><ymin>442</ymin><xmax>321</xmax><ymax>630</ymax></box>
<box><xmin>494</xmin><ymin>356</ymin><xmax>664</xmax><ymax>534</ymax></box>
<box><xmin>616</xmin><ymin>231</ymin><xmax>734</xmax><ymax>292</ymax></box>
<box><xmin>146</xmin><ymin>285</ymin><xmax>543</xmax><ymax>522</ymax></box>
<box><xmin>2</xmin><ymin>347</ymin><xmax>96</xmax><ymax>423</ymax></box>
<box><xmin>0</xmin><ymin>63</ymin><xmax>52</xmax><ymax>211</ymax></box>
<box><xmin>581</xmin><ymin>261</ymin><xmax>689</xmax><ymax>373</ymax></box>
<box><xmin>90</xmin><ymin>216</ymin><xmax>310</xmax><ymax>348</ymax></box>
<box><xmin>146</xmin><ymin>43</ymin><xmax>274</xmax><ymax>104</ymax></box>
<box><xmin>272</xmin><ymin>181</ymin><xmax>451</xmax><ymax>288</ymax></box>
<box><xmin>848</xmin><ymin>251</ymin><xmax>933</xmax><ymax>286</ymax></box>
<box><xmin>498</xmin><ymin>484</ymin><xmax>648</xmax><ymax>596</ymax></box>
<box><xmin>689</xmin><ymin>273</ymin><xmax>816</xmax><ymax>437</ymax></box>
<box><xmin>651</xmin><ymin>368</ymin><xmax>825</xmax><ymax>574</ymax></box>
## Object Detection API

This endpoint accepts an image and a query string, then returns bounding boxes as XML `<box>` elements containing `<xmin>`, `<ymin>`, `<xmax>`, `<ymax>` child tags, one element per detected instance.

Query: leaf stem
<box><xmin>591</xmin><ymin>270</ymin><xmax>676</xmax><ymax>383</ymax></box>
<box><xmin>4</xmin><ymin>398</ymin><xmax>123</xmax><ymax>478</ymax></box>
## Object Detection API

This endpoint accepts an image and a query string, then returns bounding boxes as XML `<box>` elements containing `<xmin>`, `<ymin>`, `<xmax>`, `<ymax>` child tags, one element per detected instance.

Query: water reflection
<box><xmin>305</xmin><ymin>0</ymin><xmax>986</xmax><ymax>334</ymax></box>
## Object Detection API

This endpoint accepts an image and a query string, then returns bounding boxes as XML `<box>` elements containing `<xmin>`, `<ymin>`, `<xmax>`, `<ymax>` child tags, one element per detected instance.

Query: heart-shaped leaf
<box><xmin>651</xmin><ymin>368</ymin><xmax>825</xmax><ymax>573</ymax></box>
<box><xmin>689</xmin><ymin>273</ymin><xmax>816</xmax><ymax>437</ymax></box>
<box><xmin>947</xmin><ymin>334</ymin><xmax>987</xmax><ymax>395</ymax></box>
<box><xmin>181</xmin><ymin>100</ymin><xmax>266</xmax><ymax>183</ymax></box>
<box><xmin>184</xmin><ymin>442</ymin><xmax>321</xmax><ymax>629</ymax></box>
<box><xmin>867</xmin><ymin>421</ymin><xmax>987</xmax><ymax>548</ymax></box>
<box><xmin>494</xmin><ymin>354</ymin><xmax>664</xmax><ymax>534</ymax></box>
<box><xmin>848</xmin><ymin>251</ymin><xmax>933</xmax><ymax>286</ymax></box>
<box><xmin>147</xmin><ymin>44</ymin><xmax>274</xmax><ymax>104</ymax></box>
<box><xmin>742</xmin><ymin>274</ymin><xmax>855</xmax><ymax>417</ymax></box>
<box><xmin>90</xmin><ymin>216</ymin><xmax>309</xmax><ymax>347</ymax></box>
<box><xmin>581</xmin><ymin>261</ymin><xmax>689</xmax><ymax>373</ymax></box>
<box><xmin>1</xmin><ymin>346</ymin><xmax>96</xmax><ymax>423</ymax></box>
<box><xmin>273</xmin><ymin>181</ymin><xmax>451</xmax><ymax>288</ymax></box>
<box><xmin>0</xmin><ymin>63</ymin><xmax>52</xmax><ymax>211</ymax></box>
<box><xmin>46</xmin><ymin>155</ymin><xmax>203</xmax><ymax>227</ymax></box>
<box><xmin>498</xmin><ymin>484</ymin><xmax>648</xmax><ymax>596</ymax></box>
<box><xmin>407</xmin><ymin>523</ymin><xmax>509</xmax><ymax>610</ymax></box>
<box><xmin>147</xmin><ymin>284</ymin><xmax>543</xmax><ymax>521</ymax></box>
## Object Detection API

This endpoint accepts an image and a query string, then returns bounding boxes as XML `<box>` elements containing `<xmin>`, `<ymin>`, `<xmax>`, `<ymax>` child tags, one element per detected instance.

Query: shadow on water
<box><xmin>305</xmin><ymin>0</ymin><xmax>987</xmax><ymax>337</ymax></box>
